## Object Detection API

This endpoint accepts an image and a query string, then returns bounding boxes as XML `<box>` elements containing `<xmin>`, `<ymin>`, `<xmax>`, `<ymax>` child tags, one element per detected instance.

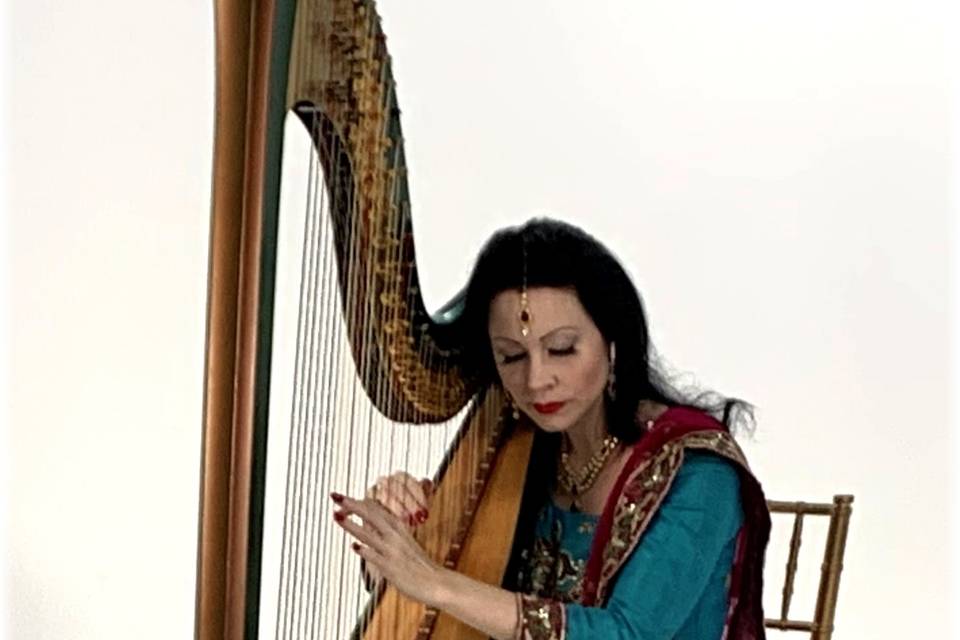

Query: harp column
<box><xmin>196</xmin><ymin>0</ymin><xmax>292</xmax><ymax>637</ymax></box>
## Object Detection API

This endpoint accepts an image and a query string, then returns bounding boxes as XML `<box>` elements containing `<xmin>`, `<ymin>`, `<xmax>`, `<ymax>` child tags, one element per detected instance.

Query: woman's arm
<box><xmin>521</xmin><ymin>453</ymin><xmax>744</xmax><ymax>640</ymax></box>
<box><xmin>431</xmin><ymin>568</ymin><xmax>520</xmax><ymax>640</ymax></box>
<box><xmin>332</xmin><ymin>453</ymin><xmax>742</xmax><ymax>640</ymax></box>
<box><xmin>332</xmin><ymin>493</ymin><xmax>521</xmax><ymax>640</ymax></box>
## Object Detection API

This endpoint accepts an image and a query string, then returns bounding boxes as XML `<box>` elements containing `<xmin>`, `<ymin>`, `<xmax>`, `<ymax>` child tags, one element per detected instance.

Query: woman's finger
<box><xmin>381</xmin><ymin>472</ymin><xmax>430</xmax><ymax>524</ymax></box>
<box><xmin>362</xmin><ymin>486</ymin><xmax>406</xmax><ymax>525</ymax></box>
<box><xmin>380</xmin><ymin>472</ymin><xmax>425</xmax><ymax>513</ymax></box>
<box><xmin>367</xmin><ymin>475</ymin><xmax>400</xmax><ymax>503</ymax></box>
<box><xmin>394</xmin><ymin>471</ymin><xmax>424</xmax><ymax>496</ymax></box>
<box><xmin>367</xmin><ymin>476</ymin><xmax>422</xmax><ymax>523</ymax></box>
<box><xmin>377</xmin><ymin>493</ymin><xmax>419</xmax><ymax>527</ymax></box>
<box><xmin>340</xmin><ymin>495</ymin><xmax>403</xmax><ymax>536</ymax></box>
<box><xmin>396</xmin><ymin>475</ymin><xmax>430</xmax><ymax>516</ymax></box>
<box><xmin>333</xmin><ymin>510</ymin><xmax>382</xmax><ymax>550</ymax></box>
<box><xmin>364</xmin><ymin>473</ymin><xmax>432</xmax><ymax>518</ymax></box>
<box><xmin>351</xmin><ymin>541</ymin><xmax>386</xmax><ymax>572</ymax></box>
<box><xmin>384</xmin><ymin>478</ymin><xmax>426</xmax><ymax>523</ymax></box>
<box><xmin>331</xmin><ymin>493</ymin><xmax>388</xmax><ymax>534</ymax></box>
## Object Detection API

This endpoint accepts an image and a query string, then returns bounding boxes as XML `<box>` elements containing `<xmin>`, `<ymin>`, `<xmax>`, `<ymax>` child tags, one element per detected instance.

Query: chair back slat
<box><xmin>764</xmin><ymin>494</ymin><xmax>854</xmax><ymax>638</ymax></box>
<box><xmin>781</xmin><ymin>511</ymin><xmax>805</xmax><ymax>620</ymax></box>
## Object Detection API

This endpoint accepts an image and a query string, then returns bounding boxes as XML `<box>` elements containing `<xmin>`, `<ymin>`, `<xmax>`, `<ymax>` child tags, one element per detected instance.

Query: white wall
<box><xmin>5</xmin><ymin>2</ymin><xmax>214</xmax><ymax>638</ymax></box>
<box><xmin>1</xmin><ymin>0</ymin><xmax>11</xmax><ymax>635</ymax></box>
<box><xmin>4</xmin><ymin>0</ymin><xmax>956</xmax><ymax>638</ymax></box>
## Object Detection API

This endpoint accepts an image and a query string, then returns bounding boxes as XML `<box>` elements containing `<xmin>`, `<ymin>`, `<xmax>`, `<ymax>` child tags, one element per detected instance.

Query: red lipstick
<box><xmin>533</xmin><ymin>402</ymin><xmax>565</xmax><ymax>415</ymax></box>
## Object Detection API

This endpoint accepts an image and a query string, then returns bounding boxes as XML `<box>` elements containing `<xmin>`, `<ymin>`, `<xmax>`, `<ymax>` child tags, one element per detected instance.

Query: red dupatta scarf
<box><xmin>517</xmin><ymin>406</ymin><xmax>770</xmax><ymax>640</ymax></box>
<box><xmin>584</xmin><ymin>406</ymin><xmax>770</xmax><ymax>637</ymax></box>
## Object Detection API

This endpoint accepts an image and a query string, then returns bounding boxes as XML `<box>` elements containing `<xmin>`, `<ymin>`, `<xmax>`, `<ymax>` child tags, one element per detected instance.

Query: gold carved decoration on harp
<box><xmin>196</xmin><ymin>0</ymin><xmax>534</xmax><ymax>638</ymax></box>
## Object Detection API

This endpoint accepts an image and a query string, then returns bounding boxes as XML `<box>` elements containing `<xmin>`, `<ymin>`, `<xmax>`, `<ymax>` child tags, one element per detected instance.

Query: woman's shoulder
<box><xmin>679</xmin><ymin>450</ymin><xmax>741</xmax><ymax>485</ymax></box>
<box><xmin>633</xmin><ymin>403</ymin><xmax>749</xmax><ymax>464</ymax></box>
<box><xmin>666</xmin><ymin>451</ymin><xmax>743</xmax><ymax>521</ymax></box>
<box><xmin>621</xmin><ymin>402</ymin><xmax>749</xmax><ymax>504</ymax></box>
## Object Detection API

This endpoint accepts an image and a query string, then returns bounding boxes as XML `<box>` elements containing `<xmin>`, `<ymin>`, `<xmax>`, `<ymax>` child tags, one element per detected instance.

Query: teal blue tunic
<box><xmin>518</xmin><ymin>452</ymin><xmax>743</xmax><ymax>639</ymax></box>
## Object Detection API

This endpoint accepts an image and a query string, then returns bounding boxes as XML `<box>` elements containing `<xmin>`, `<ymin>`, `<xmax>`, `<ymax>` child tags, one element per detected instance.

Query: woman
<box><xmin>330</xmin><ymin>219</ymin><xmax>770</xmax><ymax>639</ymax></box>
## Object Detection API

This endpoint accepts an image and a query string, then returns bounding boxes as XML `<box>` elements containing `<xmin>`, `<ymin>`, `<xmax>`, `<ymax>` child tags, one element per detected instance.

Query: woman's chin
<box><xmin>525</xmin><ymin>413</ymin><xmax>573</xmax><ymax>433</ymax></box>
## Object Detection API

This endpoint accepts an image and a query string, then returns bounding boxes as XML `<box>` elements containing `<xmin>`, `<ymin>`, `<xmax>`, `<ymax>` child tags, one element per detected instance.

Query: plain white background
<box><xmin>3</xmin><ymin>0</ymin><xmax>958</xmax><ymax>638</ymax></box>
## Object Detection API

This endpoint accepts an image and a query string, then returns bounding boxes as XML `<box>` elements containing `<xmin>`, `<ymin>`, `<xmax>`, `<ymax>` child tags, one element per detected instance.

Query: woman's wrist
<box><xmin>422</xmin><ymin>567</ymin><xmax>521</xmax><ymax>640</ymax></box>
<box><xmin>425</xmin><ymin>565</ymin><xmax>458</xmax><ymax>610</ymax></box>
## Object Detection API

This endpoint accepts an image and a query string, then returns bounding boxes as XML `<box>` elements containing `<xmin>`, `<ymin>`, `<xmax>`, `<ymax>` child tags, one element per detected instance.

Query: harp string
<box><xmin>305</xmin><ymin>102</ymin><xmax>326</xmax><ymax>640</ymax></box>
<box><xmin>320</xmin><ymin>119</ymin><xmax>345</xmax><ymax>640</ymax></box>
<box><xmin>306</xmin><ymin>110</ymin><xmax>335</xmax><ymax>640</ymax></box>
<box><xmin>281</xmin><ymin>0</ymin><xmax>311</xmax><ymax>630</ymax></box>
<box><xmin>315</xmin><ymin>122</ymin><xmax>347</xmax><ymax>639</ymax></box>
<box><xmin>279</xmin><ymin>104</ymin><xmax>313</xmax><ymax>639</ymax></box>
<box><xmin>349</xmin><ymin>9</ymin><xmax>383</xmax><ymax>628</ymax></box>
<box><xmin>284</xmin><ymin>98</ymin><xmax>325</xmax><ymax>639</ymax></box>
<box><xmin>387</xmin><ymin>112</ymin><xmax>411</xmax><ymax>640</ymax></box>
<box><xmin>293</xmin><ymin>114</ymin><xmax>315</xmax><ymax>639</ymax></box>
<box><xmin>332</xmin><ymin>88</ymin><xmax>358</xmax><ymax>639</ymax></box>
<box><xmin>305</xmin><ymin>132</ymin><xmax>324</xmax><ymax>640</ymax></box>
<box><xmin>306</xmin><ymin>83</ymin><xmax>335</xmax><ymax>640</ymax></box>
<box><xmin>306</xmin><ymin>2</ymin><xmax>328</xmax><ymax>633</ymax></box>
<box><xmin>325</xmin><ymin>1</ymin><xmax>358</xmax><ymax>633</ymax></box>
<box><xmin>352</xmin><ymin>56</ymin><xmax>374</xmax><ymax>624</ymax></box>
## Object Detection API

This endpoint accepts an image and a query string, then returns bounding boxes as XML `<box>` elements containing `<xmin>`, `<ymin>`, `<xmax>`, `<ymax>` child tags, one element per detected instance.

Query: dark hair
<box><xmin>461</xmin><ymin>217</ymin><xmax>754</xmax><ymax>442</ymax></box>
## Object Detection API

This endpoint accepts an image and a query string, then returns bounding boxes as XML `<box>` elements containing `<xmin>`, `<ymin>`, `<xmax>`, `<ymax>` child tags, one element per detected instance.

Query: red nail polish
<box><xmin>417</xmin><ymin>510</ymin><xmax>429</xmax><ymax>523</ymax></box>
<box><xmin>351</xmin><ymin>542</ymin><xmax>361</xmax><ymax>552</ymax></box>
<box><xmin>333</xmin><ymin>512</ymin><xmax>345</xmax><ymax>522</ymax></box>
<box><xmin>330</xmin><ymin>492</ymin><xmax>344</xmax><ymax>503</ymax></box>
<box><xmin>407</xmin><ymin>514</ymin><xmax>418</xmax><ymax>526</ymax></box>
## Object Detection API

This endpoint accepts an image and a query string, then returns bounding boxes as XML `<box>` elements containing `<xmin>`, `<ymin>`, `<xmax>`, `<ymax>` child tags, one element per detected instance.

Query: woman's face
<box><xmin>487</xmin><ymin>287</ymin><xmax>609</xmax><ymax>435</ymax></box>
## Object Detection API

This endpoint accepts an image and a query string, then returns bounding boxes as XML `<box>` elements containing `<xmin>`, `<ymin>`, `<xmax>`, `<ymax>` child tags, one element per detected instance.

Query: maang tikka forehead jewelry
<box><xmin>518</xmin><ymin>290</ymin><xmax>532</xmax><ymax>336</ymax></box>
<box><xmin>518</xmin><ymin>236</ymin><xmax>532</xmax><ymax>336</ymax></box>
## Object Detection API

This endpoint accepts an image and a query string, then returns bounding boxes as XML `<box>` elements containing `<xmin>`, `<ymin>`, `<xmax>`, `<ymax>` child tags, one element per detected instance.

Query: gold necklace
<box><xmin>557</xmin><ymin>434</ymin><xmax>620</xmax><ymax>498</ymax></box>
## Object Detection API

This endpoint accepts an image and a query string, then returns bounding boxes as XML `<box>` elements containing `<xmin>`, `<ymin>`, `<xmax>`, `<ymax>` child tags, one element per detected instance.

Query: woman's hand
<box><xmin>331</xmin><ymin>492</ymin><xmax>445</xmax><ymax>607</ymax></box>
<box><xmin>354</xmin><ymin>472</ymin><xmax>433</xmax><ymax>586</ymax></box>
<box><xmin>366</xmin><ymin>471</ymin><xmax>433</xmax><ymax>527</ymax></box>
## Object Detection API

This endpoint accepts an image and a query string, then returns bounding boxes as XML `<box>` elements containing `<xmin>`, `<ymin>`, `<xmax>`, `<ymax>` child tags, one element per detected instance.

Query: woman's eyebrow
<box><xmin>541</xmin><ymin>326</ymin><xmax>579</xmax><ymax>340</ymax></box>
<box><xmin>491</xmin><ymin>326</ymin><xmax>580</xmax><ymax>345</ymax></box>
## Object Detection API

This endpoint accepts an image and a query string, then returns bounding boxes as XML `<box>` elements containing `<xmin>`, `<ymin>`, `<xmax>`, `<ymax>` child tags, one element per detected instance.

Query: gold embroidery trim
<box><xmin>595</xmin><ymin>442</ymin><xmax>684</xmax><ymax>602</ymax></box>
<box><xmin>517</xmin><ymin>594</ymin><xmax>565</xmax><ymax>640</ymax></box>
<box><xmin>681</xmin><ymin>430</ymin><xmax>750</xmax><ymax>470</ymax></box>
<box><xmin>520</xmin><ymin>532</ymin><xmax>587</xmax><ymax>602</ymax></box>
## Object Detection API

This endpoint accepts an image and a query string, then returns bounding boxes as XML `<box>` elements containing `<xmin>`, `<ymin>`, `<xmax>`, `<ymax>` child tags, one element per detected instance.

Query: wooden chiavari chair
<box><xmin>764</xmin><ymin>495</ymin><xmax>854</xmax><ymax>638</ymax></box>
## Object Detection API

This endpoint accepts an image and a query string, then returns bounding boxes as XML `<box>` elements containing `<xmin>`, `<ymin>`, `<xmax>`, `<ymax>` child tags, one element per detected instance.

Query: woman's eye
<box><xmin>548</xmin><ymin>346</ymin><xmax>576</xmax><ymax>357</ymax></box>
<box><xmin>500</xmin><ymin>353</ymin><xmax>526</xmax><ymax>365</ymax></box>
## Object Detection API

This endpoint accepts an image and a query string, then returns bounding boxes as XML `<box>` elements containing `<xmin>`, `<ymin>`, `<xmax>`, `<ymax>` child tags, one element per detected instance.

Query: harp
<box><xmin>195</xmin><ymin>0</ymin><xmax>534</xmax><ymax>638</ymax></box>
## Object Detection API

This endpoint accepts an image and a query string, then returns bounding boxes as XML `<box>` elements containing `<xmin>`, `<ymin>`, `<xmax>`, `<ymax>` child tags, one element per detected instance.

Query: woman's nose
<box><xmin>525</xmin><ymin>353</ymin><xmax>555</xmax><ymax>392</ymax></box>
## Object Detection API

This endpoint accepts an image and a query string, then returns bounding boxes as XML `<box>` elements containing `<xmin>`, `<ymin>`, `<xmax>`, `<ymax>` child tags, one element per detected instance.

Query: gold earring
<box><xmin>508</xmin><ymin>395</ymin><xmax>520</xmax><ymax>420</ymax></box>
<box><xmin>607</xmin><ymin>342</ymin><xmax>617</xmax><ymax>401</ymax></box>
